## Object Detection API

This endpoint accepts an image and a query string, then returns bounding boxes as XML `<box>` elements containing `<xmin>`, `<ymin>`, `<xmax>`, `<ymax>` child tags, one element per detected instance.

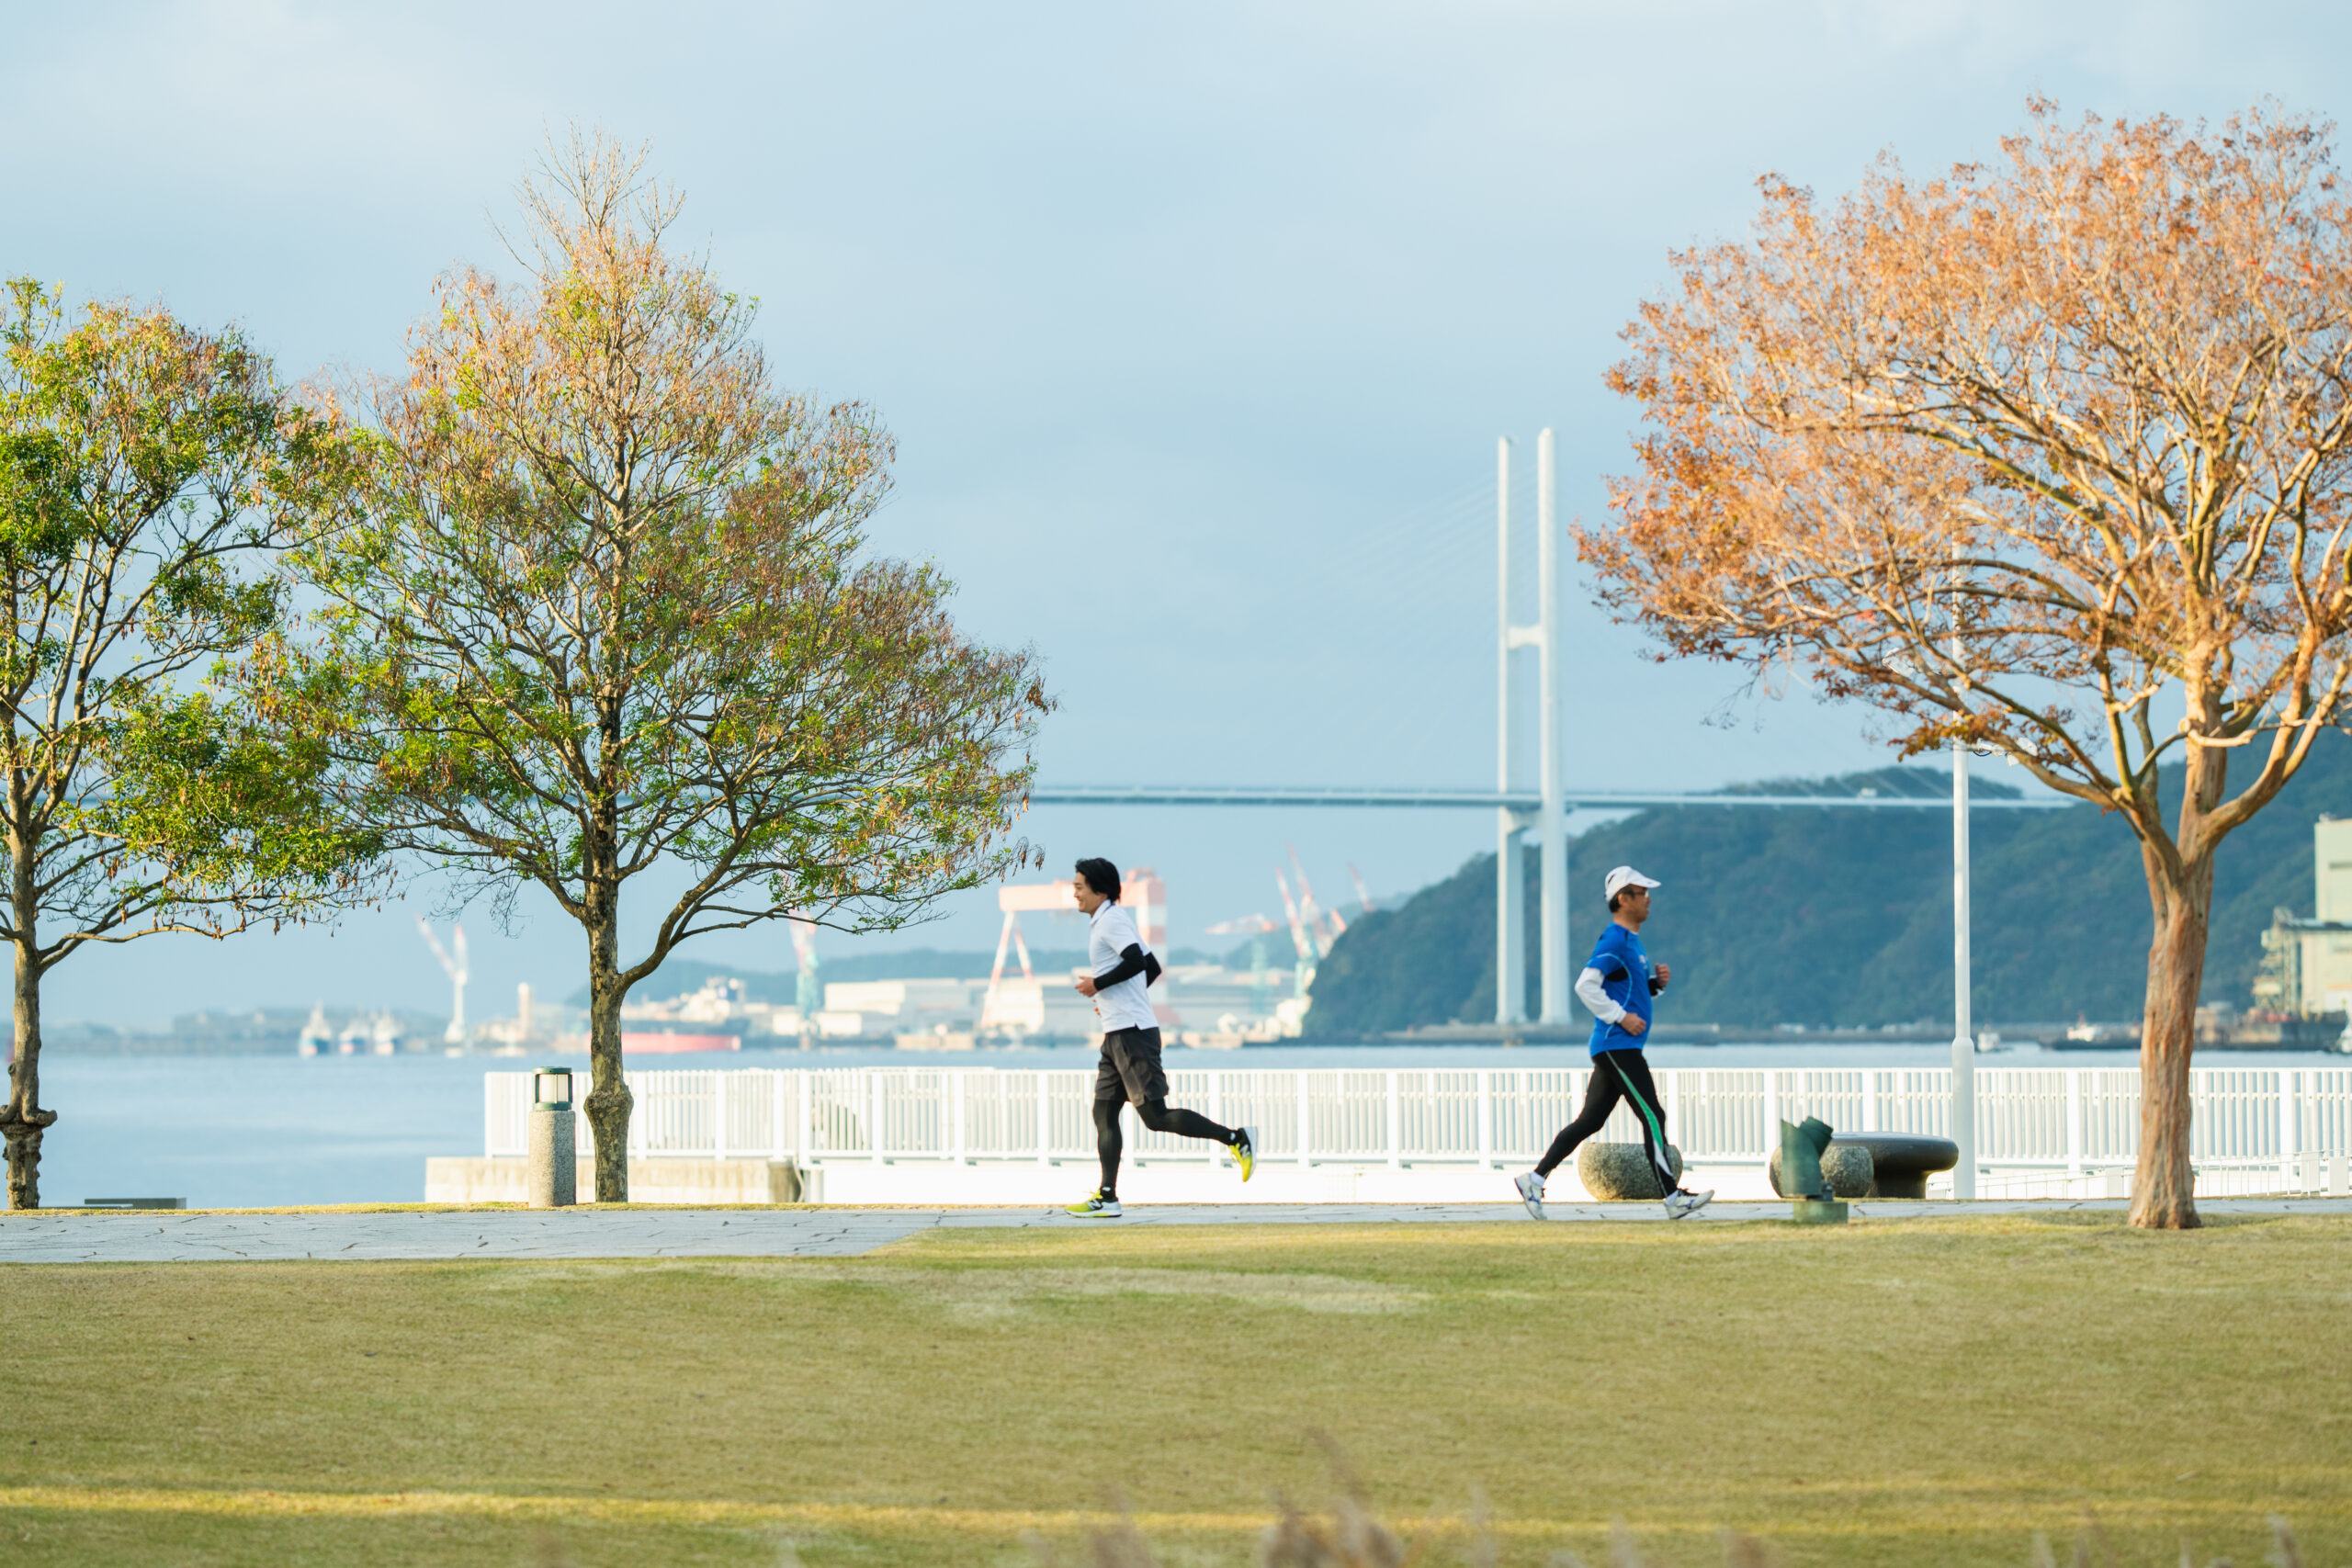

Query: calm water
<box><xmin>26</xmin><ymin>1040</ymin><xmax>2340</xmax><ymax>1208</ymax></box>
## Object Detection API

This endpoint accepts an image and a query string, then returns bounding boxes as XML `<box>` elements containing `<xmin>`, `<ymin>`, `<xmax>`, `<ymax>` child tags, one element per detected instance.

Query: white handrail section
<box><xmin>486</xmin><ymin>1065</ymin><xmax>2352</xmax><ymax>1194</ymax></box>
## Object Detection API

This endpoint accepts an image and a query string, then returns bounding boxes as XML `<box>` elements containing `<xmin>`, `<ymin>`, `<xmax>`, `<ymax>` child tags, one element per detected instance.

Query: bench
<box><xmin>1768</xmin><ymin>1134</ymin><xmax>1959</xmax><ymax>1199</ymax></box>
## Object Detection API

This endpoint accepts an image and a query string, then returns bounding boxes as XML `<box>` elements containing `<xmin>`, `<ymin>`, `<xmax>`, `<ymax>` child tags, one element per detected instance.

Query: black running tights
<box><xmin>1094</xmin><ymin>1098</ymin><xmax>1237</xmax><ymax>1197</ymax></box>
<box><xmin>1533</xmin><ymin>1051</ymin><xmax>1678</xmax><ymax>1194</ymax></box>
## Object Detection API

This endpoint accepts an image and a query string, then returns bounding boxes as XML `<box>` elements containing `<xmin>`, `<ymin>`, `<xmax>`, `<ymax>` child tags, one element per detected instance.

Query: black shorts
<box><xmin>1095</xmin><ymin>1026</ymin><xmax>1170</xmax><ymax>1106</ymax></box>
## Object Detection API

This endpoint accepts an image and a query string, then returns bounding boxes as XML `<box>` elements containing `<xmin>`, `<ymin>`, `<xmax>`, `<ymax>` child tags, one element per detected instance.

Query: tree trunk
<box><xmin>582</xmin><ymin>897</ymin><xmax>631</xmax><ymax>1203</ymax></box>
<box><xmin>2</xmin><ymin>850</ymin><xmax>52</xmax><ymax>1210</ymax></box>
<box><xmin>2131</xmin><ymin>855</ymin><xmax>2210</xmax><ymax>1229</ymax></box>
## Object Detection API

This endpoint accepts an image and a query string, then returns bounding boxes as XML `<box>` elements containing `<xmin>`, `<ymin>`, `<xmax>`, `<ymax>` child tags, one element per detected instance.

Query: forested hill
<box><xmin>1306</xmin><ymin>736</ymin><xmax>2352</xmax><ymax>1036</ymax></box>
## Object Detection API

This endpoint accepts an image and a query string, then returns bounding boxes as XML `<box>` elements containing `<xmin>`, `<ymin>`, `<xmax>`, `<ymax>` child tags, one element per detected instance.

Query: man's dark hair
<box><xmin>1074</xmin><ymin>857</ymin><xmax>1121</xmax><ymax>901</ymax></box>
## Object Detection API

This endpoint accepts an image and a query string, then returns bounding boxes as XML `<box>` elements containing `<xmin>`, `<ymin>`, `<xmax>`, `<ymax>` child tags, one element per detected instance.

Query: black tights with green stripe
<box><xmin>1534</xmin><ymin>1050</ymin><xmax>1679</xmax><ymax>1193</ymax></box>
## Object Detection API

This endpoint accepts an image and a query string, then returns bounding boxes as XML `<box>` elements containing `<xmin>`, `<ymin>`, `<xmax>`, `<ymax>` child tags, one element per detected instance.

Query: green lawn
<box><xmin>4</xmin><ymin>1212</ymin><xmax>2347</xmax><ymax>1566</ymax></box>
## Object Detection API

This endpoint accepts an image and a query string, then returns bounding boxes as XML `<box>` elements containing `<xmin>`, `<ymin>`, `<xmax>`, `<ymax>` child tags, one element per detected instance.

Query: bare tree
<box><xmin>280</xmin><ymin>133</ymin><xmax>1048</xmax><ymax>1201</ymax></box>
<box><xmin>0</xmin><ymin>281</ymin><xmax>377</xmax><ymax>1207</ymax></box>
<box><xmin>1581</xmin><ymin>103</ymin><xmax>2352</xmax><ymax>1227</ymax></box>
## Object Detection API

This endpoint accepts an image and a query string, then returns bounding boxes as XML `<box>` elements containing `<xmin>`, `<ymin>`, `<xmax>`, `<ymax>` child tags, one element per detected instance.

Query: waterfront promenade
<box><xmin>5</xmin><ymin>1196</ymin><xmax>2348</xmax><ymax>1261</ymax></box>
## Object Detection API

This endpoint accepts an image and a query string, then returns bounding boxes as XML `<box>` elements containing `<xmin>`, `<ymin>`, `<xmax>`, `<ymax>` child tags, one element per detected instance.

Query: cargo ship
<box><xmin>619</xmin><ymin>1030</ymin><xmax>742</xmax><ymax>1055</ymax></box>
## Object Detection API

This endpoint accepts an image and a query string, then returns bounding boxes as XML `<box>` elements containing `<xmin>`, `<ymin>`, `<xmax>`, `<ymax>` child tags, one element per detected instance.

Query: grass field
<box><xmin>4</xmin><ymin>1212</ymin><xmax>2347</xmax><ymax>1567</ymax></box>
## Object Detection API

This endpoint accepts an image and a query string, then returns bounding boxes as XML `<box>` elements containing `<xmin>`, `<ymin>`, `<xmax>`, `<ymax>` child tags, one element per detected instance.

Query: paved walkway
<box><xmin>2</xmin><ymin>1196</ymin><xmax>2346</xmax><ymax>1262</ymax></box>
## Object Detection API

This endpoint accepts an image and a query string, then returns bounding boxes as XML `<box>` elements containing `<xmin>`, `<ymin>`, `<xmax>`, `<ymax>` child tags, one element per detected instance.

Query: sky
<box><xmin>6</xmin><ymin>0</ymin><xmax>2349</xmax><ymax>1029</ymax></box>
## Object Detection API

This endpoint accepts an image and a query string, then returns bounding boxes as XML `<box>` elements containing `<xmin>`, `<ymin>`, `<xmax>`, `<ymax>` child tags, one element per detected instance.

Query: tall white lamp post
<box><xmin>1493</xmin><ymin>430</ymin><xmax>1571</xmax><ymax>1027</ymax></box>
<box><xmin>1496</xmin><ymin>437</ymin><xmax>1525</xmax><ymax>1025</ymax></box>
<box><xmin>1951</xmin><ymin>726</ymin><xmax>1977</xmax><ymax>1199</ymax></box>
<box><xmin>1536</xmin><ymin>429</ymin><xmax>1569</xmax><ymax>1023</ymax></box>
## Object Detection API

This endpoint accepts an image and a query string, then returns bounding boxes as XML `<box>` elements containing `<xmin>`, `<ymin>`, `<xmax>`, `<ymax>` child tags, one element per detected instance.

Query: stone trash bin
<box><xmin>527</xmin><ymin>1066</ymin><xmax>578</xmax><ymax>1209</ymax></box>
<box><xmin>1576</xmin><ymin>1141</ymin><xmax>1685</xmax><ymax>1201</ymax></box>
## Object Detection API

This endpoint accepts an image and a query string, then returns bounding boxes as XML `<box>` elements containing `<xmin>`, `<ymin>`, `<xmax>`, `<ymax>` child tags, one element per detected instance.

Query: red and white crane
<box><xmin>1286</xmin><ymin>843</ymin><xmax>1348</xmax><ymax>950</ymax></box>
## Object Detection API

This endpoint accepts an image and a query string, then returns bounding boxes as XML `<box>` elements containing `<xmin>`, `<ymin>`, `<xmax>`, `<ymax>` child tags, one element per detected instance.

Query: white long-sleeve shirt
<box><xmin>1575</xmin><ymin>964</ymin><xmax>1623</xmax><ymax>1023</ymax></box>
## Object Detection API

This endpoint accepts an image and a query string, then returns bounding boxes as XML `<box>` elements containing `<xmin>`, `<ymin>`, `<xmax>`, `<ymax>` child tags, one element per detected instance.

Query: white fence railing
<box><xmin>488</xmin><ymin>1065</ymin><xmax>2352</xmax><ymax>1194</ymax></box>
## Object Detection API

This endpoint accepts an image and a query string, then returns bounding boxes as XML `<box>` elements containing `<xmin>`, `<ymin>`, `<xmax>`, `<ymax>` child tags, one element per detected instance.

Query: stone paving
<box><xmin>2</xmin><ymin>1195</ymin><xmax>2346</xmax><ymax>1262</ymax></box>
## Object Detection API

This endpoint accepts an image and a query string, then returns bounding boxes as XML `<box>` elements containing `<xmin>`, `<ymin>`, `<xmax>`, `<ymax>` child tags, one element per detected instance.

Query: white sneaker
<box><xmin>1514</xmin><ymin>1170</ymin><xmax>1547</xmax><ymax>1220</ymax></box>
<box><xmin>1663</xmin><ymin>1188</ymin><xmax>1713</xmax><ymax>1220</ymax></box>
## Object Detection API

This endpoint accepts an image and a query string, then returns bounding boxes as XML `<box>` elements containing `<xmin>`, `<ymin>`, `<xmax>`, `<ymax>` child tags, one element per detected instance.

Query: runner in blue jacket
<box><xmin>1513</xmin><ymin>865</ymin><xmax>1714</xmax><ymax>1220</ymax></box>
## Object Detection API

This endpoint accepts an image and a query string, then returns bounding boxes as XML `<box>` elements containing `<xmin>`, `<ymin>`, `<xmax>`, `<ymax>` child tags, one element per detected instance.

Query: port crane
<box><xmin>1286</xmin><ymin>843</ymin><xmax>1348</xmax><ymax>949</ymax></box>
<box><xmin>787</xmin><ymin>916</ymin><xmax>822</xmax><ymax>1021</ymax></box>
<box><xmin>1204</xmin><ymin>911</ymin><xmax>1280</xmax><ymax>1005</ymax></box>
<box><xmin>1272</xmin><ymin>871</ymin><xmax>1322</xmax><ymax>997</ymax></box>
<box><xmin>415</xmin><ymin>919</ymin><xmax>469</xmax><ymax>1045</ymax></box>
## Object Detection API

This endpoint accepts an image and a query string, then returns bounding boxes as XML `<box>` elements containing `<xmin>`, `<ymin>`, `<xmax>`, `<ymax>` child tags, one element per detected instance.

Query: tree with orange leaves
<box><xmin>1582</xmin><ymin>102</ymin><xmax>2352</xmax><ymax>1229</ymax></box>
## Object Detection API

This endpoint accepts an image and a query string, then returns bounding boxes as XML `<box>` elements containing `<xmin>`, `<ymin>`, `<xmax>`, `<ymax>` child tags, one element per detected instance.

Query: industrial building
<box><xmin>2257</xmin><ymin>818</ymin><xmax>2352</xmax><ymax>1021</ymax></box>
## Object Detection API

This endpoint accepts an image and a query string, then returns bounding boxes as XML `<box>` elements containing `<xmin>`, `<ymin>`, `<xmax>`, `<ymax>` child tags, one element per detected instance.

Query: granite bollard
<box><xmin>1768</xmin><ymin>1141</ymin><xmax>1875</xmax><ymax>1199</ymax></box>
<box><xmin>1576</xmin><ymin>1141</ymin><xmax>1684</xmax><ymax>1201</ymax></box>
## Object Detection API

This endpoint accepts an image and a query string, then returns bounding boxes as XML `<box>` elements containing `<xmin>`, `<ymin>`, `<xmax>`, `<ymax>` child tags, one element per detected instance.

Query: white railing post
<box><xmin>2280</xmin><ymin>1068</ymin><xmax>2298</xmax><ymax>1191</ymax></box>
<box><xmin>1036</xmin><ymin>1072</ymin><xmax>1050</xmax><ymax>1168</ymax></box>
<box><xmin>2065</xmin><ymin>1070</ymin><xmax>2083</xmax><ymax>1181</ymax></box>
<box><xmin>1666</xmin><ymin>1069</ymin><xmax>1681</xmax><ymax>1152</ymax></box>
<box><xmin>1297</xmin><ymin>1069</ymin><xmax>1312</xmax><ymax>1168</ymax></box>
<box><xmin>715</xmin><ymin>1073</ymin><xmax>729</xmax><ymax>1161</ymax></box>
<box><xmin>871</xmin><ymin>1071</ymin><xmax>886</xmax><ymax>1166</ymax></box>
<box><xmin>797</xmin><ymin>1070</ymin><xmax>810</xmax><ymax>1164</ymax></box>
<box><xmin>484</xmin><ymin>1074</ymin><xmax>498</xmax><ymax>1158</ymax></box>
<box><xmin>953</xmin><ymin>1071</ymin><xmax>967</xmax><ymax>1166</ymax></box>
<box><xmin>1861</xmin><ymin>1069</ymin><xmax>1879</xmax><ymax>1134</ymax></box>
<box><xmin>1386</xmin><ymin>1071</ymin><xmax>1402</xmax><ymax>1169</ymax></box>
<box><xmin>771</xmin><ymin>1070</ymin><xmax>786</xmax><ymax>1159</ymax></box>
<box><xmin>1476</xmin><ymin>1071</ymin><xmax>1494</xmax><ymax>1168</ymax></box>
<box><xmin>1762</xmin><ymin>1070</ymin><xmax>1780</xmax><ymax>1150</ymax></box>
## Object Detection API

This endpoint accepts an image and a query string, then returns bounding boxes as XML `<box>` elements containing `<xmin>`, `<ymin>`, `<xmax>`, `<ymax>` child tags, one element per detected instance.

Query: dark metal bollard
<box><xmin>1779</xmin><ymin>1115</ymin><xmax>1849</xmax><ymax>1224</ymax></box>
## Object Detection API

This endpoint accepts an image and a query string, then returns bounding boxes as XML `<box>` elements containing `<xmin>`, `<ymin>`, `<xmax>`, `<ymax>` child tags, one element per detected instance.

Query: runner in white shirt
<box><xmin>1065</xmin><ymin>857</ymin><xmax>1256</xmax><ymax>1217</ymax></box>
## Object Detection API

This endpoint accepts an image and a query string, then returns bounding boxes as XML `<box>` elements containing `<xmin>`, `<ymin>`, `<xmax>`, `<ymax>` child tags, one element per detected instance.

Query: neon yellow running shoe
<box><xmin>1066</xmin><ymin>1191</ymin><xmax>1122</xmax><ymax>1218</ymax></box>
<box><xmin>1233</xmin><ymin>1125</ymin><xmax>1258</xmax><ymax>1182</ymax></box>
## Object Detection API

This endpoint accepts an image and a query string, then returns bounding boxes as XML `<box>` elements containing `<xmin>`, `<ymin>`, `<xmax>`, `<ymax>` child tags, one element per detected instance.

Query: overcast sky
<box><xmin>6</xmin><ymin>1</ymin><xmax>2347</xmax><ymax>1027</ymax></box>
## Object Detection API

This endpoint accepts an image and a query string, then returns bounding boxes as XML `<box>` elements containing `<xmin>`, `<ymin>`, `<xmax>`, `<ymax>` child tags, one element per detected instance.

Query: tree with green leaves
<box><xmin>0</xmin><ymin>279</ymin><xmax>381</xmax><ymax>1208</ymax></box>
<box><xmin>279</xmin><ymin>134</ymin><xmax>1048</xmax><ymax>1201</ymax></box>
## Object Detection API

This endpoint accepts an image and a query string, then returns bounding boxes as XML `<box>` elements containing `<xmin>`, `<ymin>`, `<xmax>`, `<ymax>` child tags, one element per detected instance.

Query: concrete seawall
<box><xmin>426</xmin><ymin>1157</ymin><xmax>807</xmax><ymax>1205</ymax></box>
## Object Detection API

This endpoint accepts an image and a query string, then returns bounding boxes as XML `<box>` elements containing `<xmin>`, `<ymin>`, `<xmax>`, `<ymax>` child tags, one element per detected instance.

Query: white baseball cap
<box><xmin>1603</xmin><ymin>865</ymin><xmax>1661</xmax><ymax>900</ymax></box>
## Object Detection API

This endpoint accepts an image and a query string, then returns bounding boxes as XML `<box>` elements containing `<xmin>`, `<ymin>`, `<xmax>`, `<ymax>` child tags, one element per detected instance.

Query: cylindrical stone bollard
<box><xmin>527</xmin><ymin>1066</ymin><xmax>577</xmax><ymax>1208</ymax></box>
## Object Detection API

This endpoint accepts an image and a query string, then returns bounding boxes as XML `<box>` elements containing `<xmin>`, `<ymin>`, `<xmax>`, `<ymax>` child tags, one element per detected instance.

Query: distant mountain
<box><xmin>1305</xmin><ymin>742</ymin><xmax>2352</xmax><ymax>1037</ymax></box>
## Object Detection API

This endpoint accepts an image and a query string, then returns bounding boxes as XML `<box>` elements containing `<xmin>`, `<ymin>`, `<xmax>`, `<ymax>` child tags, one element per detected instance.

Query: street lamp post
<box><xmin>1951</xmin><ymin>738</ymin><xmax>1977</xmax><ymax>1200</ymax></box>
<box><xmin>529</xmin><ymin>1066</ymin><xmax>577</xmax><ymax>1209</ymax></box>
